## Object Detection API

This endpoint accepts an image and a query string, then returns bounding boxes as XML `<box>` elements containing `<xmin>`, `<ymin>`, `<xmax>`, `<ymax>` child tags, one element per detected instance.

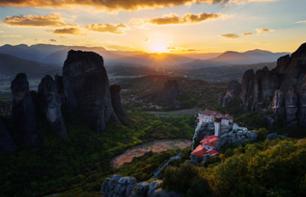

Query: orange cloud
<box><xmin>149</xmin><ymin>13</ymin><xmax>220</xmax><ymax>25</ymax></box>
<box><xmin>87</xmin><ymin>24</ymin><xmax>126</xmax><ymax>34</ymax></box>
<box><xmin>3</xmin><ymin>14</ymin><xmax>65</xmax><ymax>26</ymax></box>
<box><xmin>54</xmin><ymin>27</ymin><xmax>80</xmax><ymax>34</ymax></box>
<box><xmin>222</xmin><ymin>33</ymin><xmax>239</xmax><ymax>38</ymax></box>
<box><xmin>256</xmin><ymin>27</ymin><xmax>273</xmax><ymax>34</ymax></box>
<box><xmin>0</xmin><ymin>0</ymin><xmax>229</xmax><ymax>10</ymax></box>
<box><xmin>243</xmin><ymin>32</ymin><xmax>253</xmax><ymax>36</ymax></box>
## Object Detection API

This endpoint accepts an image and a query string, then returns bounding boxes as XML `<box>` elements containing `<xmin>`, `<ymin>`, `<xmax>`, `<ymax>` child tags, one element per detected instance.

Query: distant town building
<box><xmin>191</xmin><ymin>109</ymin><xmax>257</xmax><ymax>163</ymax></box>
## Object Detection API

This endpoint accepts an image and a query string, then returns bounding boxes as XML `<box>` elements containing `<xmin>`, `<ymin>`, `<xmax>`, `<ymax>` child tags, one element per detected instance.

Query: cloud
<box><xmin>149</xmin><ymin>12</ymin><xmax>220</xmax><ymax>25</ymax></box>
<box><xmin>296</xmin><ymin>20</ymin><xmax>306</xmax><ymax>24</ymax></box>
<box><xmin>87</xmin><ymin>24</ymin><xmax>126</xmax><ymax>34</ymax></box>
<box><xmin>3</xmin><ymin>14</ymin><xmax>65</xmax><ymax>26</ymax></box>
<box><xmin>49</xmin><ymin>39</ymin><xmax>56</xmax><ymax>42</ymax></box>
<box><xmin>222</xmin><ymin>33</ymin><xmax>239</xmax><ymax>38</ymax></box>
<box><xmin>0</xmin><ymin>0</ymin><xmax>230</xmax><ymax>10</ymax></box>
<box><xmin>54</xmin><ymin>27</ymin><xmax>80</xmax><ymax>34</ymax></box>
<box><xmin>256</xmin><ymin>27</ymin><xmax>273</xmax><ymax>34</ymax></box>
<box><xmin>243</xmin><ymin>32</ymin><xmax>253</xmax><ymax>36</ymax></box>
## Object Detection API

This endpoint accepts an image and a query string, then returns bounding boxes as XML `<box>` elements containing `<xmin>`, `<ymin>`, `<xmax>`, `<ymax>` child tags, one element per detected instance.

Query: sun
<box><xmin>148</xmin><ymin>42</ymin><xmax>169</xmax><ymax>53</ymax></box>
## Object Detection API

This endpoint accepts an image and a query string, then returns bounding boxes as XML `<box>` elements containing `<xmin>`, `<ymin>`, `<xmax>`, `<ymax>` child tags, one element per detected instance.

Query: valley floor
<box><xmin>112</xmin><ymin>139</ymin><xmax>191</xmax><ymax>169</ymax></box>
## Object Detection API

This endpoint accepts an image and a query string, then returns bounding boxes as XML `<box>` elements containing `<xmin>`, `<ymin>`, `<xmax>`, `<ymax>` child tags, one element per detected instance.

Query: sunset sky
<box><xmin>0</xmin><ymin>0</ymin><xmax>305</xmax><ymax>53</ymax></box>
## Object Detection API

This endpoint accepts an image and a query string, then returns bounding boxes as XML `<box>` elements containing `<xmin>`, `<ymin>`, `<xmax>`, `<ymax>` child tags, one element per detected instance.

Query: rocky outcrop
<box><xmin>220</xmin><ymin>80</ymin><xmax>241</xmax><ymax>107</ymax></box>
<box><xmin>216</xmin><ymin>127</ymin><xmax>257</xmax><ymax>148</ymax></box>
<box><xmin>63</xmin><ymin>50</ymin><xmax>114</xmax><ymax>132</ymax></box>
<box><xmin>0</xmin><ymin>118</ymin><xmax>16</xmax><ymax>152</ymax></box>
<box><xmin>147</xmin><ymin>79</ymin><xmax>181</xmax><ymax>109</ymax></box>
<box><xmin>240</xmin><ymin>69</ymin><xmax>256</xmax><ymax>110</ymax></box>
<box><xmin>38</xmin><ymin>75</ymin><xmax>68</xmax><ymax>139</ymax></box>
<box><xmin>102</xmin><ymin>175</ymin><xmax>180</xmax><ymax>197</ymax></box>
<box><xmin>253</xmin><ymin>67</ymin><xmax>280</xmax><ymax>110</ymax></box>
<box><xmin>221</xmin><ymin>43</ymin><xmax>306</xmax><ymax>128</ymax></box>
<box><xmin>110</xmin><ymin>84</ymin><xmax>128</xmax><ymax>125</ymax></box>
<box><xmin>11</xmin><ymin>73</ymin><xmax>41</xmax><ymax>147</ymax></box>
<box><xmin>192</xmin><ymin>123</ymin><xmax>212</xmax><ymax>150</ymax></box>
<box><xmin>297</xmin><ymin>74</ymin><xmax>306</xmax><ymax>127</ymax></box>
<box><xmin>3</xmin><ymin>50</ymin><xmax>127</xmax><ymax>151</ymax></box>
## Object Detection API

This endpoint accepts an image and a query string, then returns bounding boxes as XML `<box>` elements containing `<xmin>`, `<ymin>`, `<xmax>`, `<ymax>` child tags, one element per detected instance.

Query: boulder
<box><xmin>0</xmin><ymin>118</ymin><xmax>16</xmax><ymax>152</ymax></box>
<box><xmin>102</xmin><ymin>175</ymin><xmax>137</xmax><ymax>197</ymax></box>
<box><xmin>11</xmin><ymin>73</ymin><xmax>40</xmax><ymax>147</ymax></box>
<box><xmin>110</xmin><ymin>84</ymin><xmax>128</xmax><ymax>125</ymax></box>
<box><xmin>101</xmin><ymin>176</ymin><xmax>177</xmax><ymax>197</ymax></box>
<box><xmin>63</xmin><ymin>50</ymin><xmax>114</xmax><ymax>132</ymax></box>
<box><xmin>38</xmin><ymin>75</ymin><xmax>68</xmax><ymax>139</ymax></box>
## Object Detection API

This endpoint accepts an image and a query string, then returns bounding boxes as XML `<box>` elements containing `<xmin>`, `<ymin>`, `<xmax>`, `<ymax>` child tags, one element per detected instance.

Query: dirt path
<box><xmin>112</xmin><ymin>139</ymin><xmax>192</xmax><ymax>169</ymax></box>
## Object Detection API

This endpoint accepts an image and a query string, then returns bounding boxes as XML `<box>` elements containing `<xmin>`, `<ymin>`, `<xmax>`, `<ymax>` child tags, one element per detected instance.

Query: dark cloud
<box><xmin>149</xmin><ymin>13</ymin><xmax>220</xmax><ymax>25</ymax></box>
<box><xmin>49</xmin><ymin>38</ymin><xmax>57</xmax><ymax>42</ymax></box>
<box><xmin>222</xmin><ymin>33</ymin><xmax>239</xmax><ymax>38</ymax></box>
<box><xmin>0</xmin><ymin>0</ymin><xmax>229</xmax><ymax>10</ymax></box>
<box><xmin>54</xmin><ymin>27</ymin><xmax>80</xmax><ymax>34</ymax></box>
<box><xmin>3</xmin><ymin>14</ymin><xmax>65</xmax><ymax>26</ymax></box>
<box><xmin>87</xmin><ymin>24</ymin><xmax>126</xmax><ymax>34</ymax></box>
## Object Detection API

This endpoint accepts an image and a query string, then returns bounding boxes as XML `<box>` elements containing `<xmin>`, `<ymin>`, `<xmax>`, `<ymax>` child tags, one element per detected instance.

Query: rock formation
<box><xmin>240</xmin><ymin>69</ymin><xmax>255</xmax><ymax>111</ymax></box>
<box><xmin>11</xmin><ymin>73</ymin><xmax>41</xmax><ymax>147</ymax></box>
<box><xmin>110</xmin><ymin>84</ymin><xmax>128</xmax><ymax>125</ymax></box>
<box><xmin>0</xmin><ymin>118</ymin><xmax>16</xmax><ymax>152</ymax></box>
<box><xmin>221</xmin><ymin>43</ymin><xmax>306</xmax><ymax>128</ymax></box>
<box><xmin>220</xmin><ymin>80</ymin><xmax>241</xmax><ymax>107</ymax></box>
<box><xmin>2</xmin><ymin>50</ymin><xmax>127</xmax><ymax>152</ymax></box>
<box><xmin>63</xmin><ymin>50</ymin><xmax>114</xmax><ymax>132</ymax></box>
<box><xmin>102</xmin><ymin>175</ymin><xmax>180</xmax><ymax>197</ymax></box>
<box><xmin>151</xmin><ymin>79</ymin><xmax>181</xmax><ymax>109</ymax></box>
<box><xmin>38</xmin><ymin>75</ymin><xmax>68</xmax><ymax>139</ymax></box>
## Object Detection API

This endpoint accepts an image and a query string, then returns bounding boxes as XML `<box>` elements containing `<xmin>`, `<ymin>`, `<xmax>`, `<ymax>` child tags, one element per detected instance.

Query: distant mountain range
<box><xmin>0</xmin><ymin>44</ymin><xmax>288</xmax><ymax>80</ymax></box>
<box><xmin>0</xmin><ymin>53</ymin><xmax>59</xmax><ymax>79</ymax></box>
<box><xmin>212</xmin><ymin>49</ymin><xmax>287</xmax><ymax>65</ymax></box>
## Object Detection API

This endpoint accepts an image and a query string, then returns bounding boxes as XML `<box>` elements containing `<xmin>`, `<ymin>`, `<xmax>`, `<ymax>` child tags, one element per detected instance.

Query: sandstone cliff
<box><xmin>221</xmin><ymin>43</ymin><xmax>306</xmax><ymax>128</ymax></box>
<box><xmin>63</xmin><ymin>50</ymin><xmax>114</xmax><ymax>132</ymax></box>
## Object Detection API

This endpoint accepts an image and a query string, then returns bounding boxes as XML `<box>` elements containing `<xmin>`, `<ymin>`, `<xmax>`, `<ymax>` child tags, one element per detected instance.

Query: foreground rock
<box><xmin>38</xmin><ymin>75</ymin><xmax>68</xmax><ymax>139</ymax></box>
<box><xmin>63</xmin><ymin>50</ymin><xmax>114</xmax><ymax>132</ymax></box>
<box><xmin>102</xmin><ymin>175</ymin><xmax>181</xmax><ymax>197</ymax></box>
<box><xmin>221</xmin><ymin>43</ymin><xmax>306</xmax><ymax>128</ymax></box>
<box><xmin>11</xmin><ymin>73</ymin><xmax>41</xmax><ymax>147</ymax></box>
<box><xmin>0</xmin><ymin>118</ymin><xmax>16</xmax><ymax>152</ymax></box>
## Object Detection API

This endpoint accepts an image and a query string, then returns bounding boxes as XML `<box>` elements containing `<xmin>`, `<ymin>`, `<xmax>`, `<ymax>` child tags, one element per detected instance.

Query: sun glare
<box><xmin>148</xmin><ymin>42</ymin><xmax>169</xmax><ymax>53</ymax></box>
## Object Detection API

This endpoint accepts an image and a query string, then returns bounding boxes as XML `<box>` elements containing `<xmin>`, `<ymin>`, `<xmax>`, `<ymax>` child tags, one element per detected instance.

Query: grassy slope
<box><xmin>0</xmin><ymin>111</ymin><xmax>194</xmax><ymax>197</ymax></box>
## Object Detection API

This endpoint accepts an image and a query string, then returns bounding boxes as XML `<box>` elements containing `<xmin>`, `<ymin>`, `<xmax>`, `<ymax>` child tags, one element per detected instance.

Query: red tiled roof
<box><xmin>191</xmin><ymin>135</ymin><xmax>220</xmax><ymax>158</ymax></box>
<box><xmin>200</xmin><ymin>135</ymin><xmax>218</xmax><ymax>146</ymax></box>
